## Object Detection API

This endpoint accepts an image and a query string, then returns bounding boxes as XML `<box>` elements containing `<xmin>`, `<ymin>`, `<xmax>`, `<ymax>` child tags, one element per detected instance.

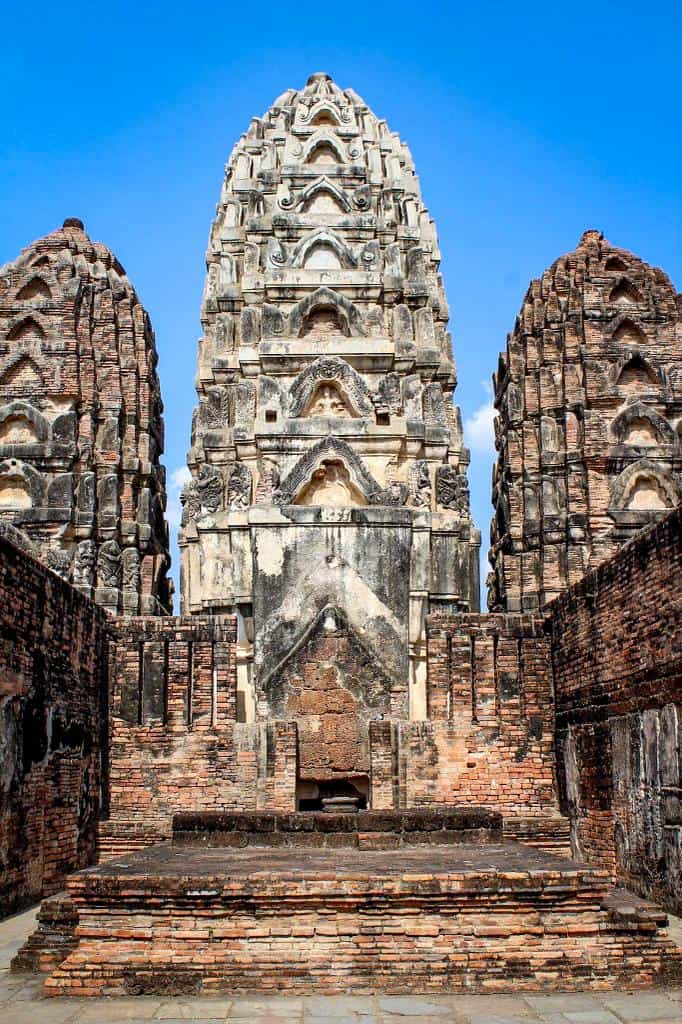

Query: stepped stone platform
<box><xmin>43</xmin><ymin>835</ymin><xmax>682</xmax><ymax>997</ymax></box>
<box><xmin>172</xmin><ymin>807</ymin><xmax>502</xmax><ymax>849</ymax></box>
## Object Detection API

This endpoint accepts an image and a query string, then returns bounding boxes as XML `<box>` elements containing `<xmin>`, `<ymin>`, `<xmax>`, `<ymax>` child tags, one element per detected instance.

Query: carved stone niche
<box><xmin>288</xmin><ymin>356</ymin><xmax>374</xmax><ymax>419</ymax></box>
<box><xmin>275</xmin><ymin>436</ymin><xmax>384</xmax><ymax>507</ymax></box>
<box><xmin>296</xmin><ymin>460</ymin><xmax>366</xmax><ymax>507</ymax></box>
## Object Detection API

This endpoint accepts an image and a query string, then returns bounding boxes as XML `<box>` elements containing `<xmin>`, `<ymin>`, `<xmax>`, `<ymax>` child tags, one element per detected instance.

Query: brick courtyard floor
<box><xmin>3</xmin><ymin>904</ymin><xmax>682</xmax><ymax>1024</ymax></box>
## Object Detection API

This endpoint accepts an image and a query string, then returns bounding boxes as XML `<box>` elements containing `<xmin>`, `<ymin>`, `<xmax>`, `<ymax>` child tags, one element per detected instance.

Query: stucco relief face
<box><xmin>305</xmin><ymin>383</ymin><xmax>352</xmax><ymax>418</ymax></box>
<box><xmin>296</xmin><ymin>460</ymin><xmax>365</xmax><ymax>507</ymax></box>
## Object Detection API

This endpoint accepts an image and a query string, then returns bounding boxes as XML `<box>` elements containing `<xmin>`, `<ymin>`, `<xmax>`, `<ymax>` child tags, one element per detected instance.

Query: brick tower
<box><xmin>489</xmin><ymin>230</ymin><xmax>682</xmax><ymax>612</ymax></box>
<box><xmin>0</xmin><ymin>219</ymin><xmax>172</xmax><ymax>614</ymax></box>
<box><xmin>179</xmin><ymin>72</ymin><xmax>480</xmax><ymax>769</ymax></box>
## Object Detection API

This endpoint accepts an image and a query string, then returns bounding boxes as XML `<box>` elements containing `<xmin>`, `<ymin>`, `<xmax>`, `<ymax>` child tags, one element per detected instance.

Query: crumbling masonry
<box><xmin>0</xmin><ymin>73</ymin><xmax>681</xmax><ymax>994</ymax></box>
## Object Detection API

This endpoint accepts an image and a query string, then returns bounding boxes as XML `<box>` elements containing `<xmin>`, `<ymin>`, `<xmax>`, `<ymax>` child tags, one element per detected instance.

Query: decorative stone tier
<box><xmin>45</xmin><ymin>843</ymin><xmax>682</xmax><ymax>997</ymax></box>
<box><xmin>502</xmin><ymin>816</ymin><xmax>572</xmax><ymax>858</ymax></box>
<box><xmin>172</xmin><ymin>807</ymin><xmax>502</xmax><ymax>849</ymax></box>
<box><xmin>11</xmin><ymin>893</ymin><xmax>78</xmax><ymax>974</ymax></box>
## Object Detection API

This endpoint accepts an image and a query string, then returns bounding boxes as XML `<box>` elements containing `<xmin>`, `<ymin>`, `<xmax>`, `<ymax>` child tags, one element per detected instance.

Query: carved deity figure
<box><xmin>409</xmin><ymin>460</ymin><xmax>432</xmax><ymax>508</ymax></box>
<box><xmin>436</xmin><ymin>465</ymin><xmax>469</xmax><ymax>513</ymax></box>
<box><xmin>72</xmin><ymin>540</ymin><xmax>96</xmax><ymax>587</ymax></box>
<box><xmin>306</xmin><ymin>383</ymin><xmax>350</xmax><ymax>417</ymax></box>
<box><xmin>97</xmin><ymin>539</ymin><xmax>122</xmax><ymax>589</ymax></box>
<box><xmin>255</xmin><ymin>459</ymin><xmax>280</xmax><ymax>504</ymax></box>
<box><xmin>227</xmin><ymin>463</ymin><xmax>252</xmax><ymax>510</ymax></box>
<box><xmin>181</xmin><ymin>465</ymin><xmax>223</xmax><ymax>522</ymax></box>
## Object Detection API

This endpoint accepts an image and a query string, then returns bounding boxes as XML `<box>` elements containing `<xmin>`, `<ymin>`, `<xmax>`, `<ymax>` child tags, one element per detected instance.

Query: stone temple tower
<box><xmin>0</xmin><ymin>218</ymin><xmax>172</xmax><ymax>615</ymax></box>
<box><xmin>489</xmin><ymin>230</ymin><xmax>682</xmax><ymax>612</ymax></box>
<box><xmin>180</xmin><ymin>72</ymin><xmax>480</xmax><ymax>737</ymax></box>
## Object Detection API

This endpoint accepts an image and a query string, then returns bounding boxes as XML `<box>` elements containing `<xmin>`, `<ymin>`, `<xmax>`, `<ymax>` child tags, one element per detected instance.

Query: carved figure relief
<box><xmin>97</xmin><ymin>539</ymin><xmax>122</xmax><ymax>590</ymax></box>
<box><xmin>72</xmin><ymin>540</ymin><xmax>96</xmax><ymax>587</ymax></box>
<box><xmin>227</xmin><ymin>463</ymin><xmax>252</xmax><ymax>510</ymax></box>
<box><xmin>409</xmin><ymin>461</ymin><xmax>432</xmax><ymax>507</ymax></box>
<box><xmin>255</xmin><ymin>459</ymin><xmax>280</xmax><ymax>504</ymax></box>
<box><xmin>436</xmin><ymin>465</ymin><xmax>469</xmax><ymax>513</ymax></box>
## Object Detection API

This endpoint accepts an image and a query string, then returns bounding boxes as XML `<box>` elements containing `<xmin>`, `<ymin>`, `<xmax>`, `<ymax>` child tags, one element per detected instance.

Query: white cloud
<box><xmin>166</xmin><ymin>465</ymin><xmax>191</xmax><ymax>530</ymax></box>
<box><xmin>464</xmin><ymin>382</ymin><xmax>497</xmax><ymax>456</ymax></box>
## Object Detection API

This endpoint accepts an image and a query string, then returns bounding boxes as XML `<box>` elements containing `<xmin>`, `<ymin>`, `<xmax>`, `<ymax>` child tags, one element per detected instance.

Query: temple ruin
<box><xmin>0</xmin><ymin>74</ymin><xmax>681</xmax><ymax>996</ymax></box>
<box><xmin>179</xmin><ymin>72</ymin><xmax>480</xmax><ymax>755</ymax></box>
<box><xmin>0</xmin><ymin>218</ymin><xmax>172</xmax><ymax>614</ymax></box>
<box><xmin>489</xmin><ymin>229</ymin><xmax>682</xmax><ymax>611</ymax></box>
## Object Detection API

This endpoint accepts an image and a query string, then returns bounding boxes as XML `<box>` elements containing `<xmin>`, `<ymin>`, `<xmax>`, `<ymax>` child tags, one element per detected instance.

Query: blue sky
<box><xmin>2</xmin><ymin>0</ymin><xmax>680</xmax><ymax>605</ymax></box>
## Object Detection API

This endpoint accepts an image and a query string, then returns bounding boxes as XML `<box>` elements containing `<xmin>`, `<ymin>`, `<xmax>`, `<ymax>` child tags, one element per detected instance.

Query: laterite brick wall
<box><xmin>101</xmin><ymin>616</ymin><xmax>298</xmax><ymax>855</ymax></box>
<box><xmin>391</xmin><ymin>613</ymin><xmax>559</xmax><ymax>815</ymax></box>
<box><xmin>551</xmin><ymin>506</ymin><xmax>682</xmax><ymax>913</ymax></box>
<box><xmin>0</xmin><ymin>531</ymin><xmax>108</xmax><ymax>918</ymax></box>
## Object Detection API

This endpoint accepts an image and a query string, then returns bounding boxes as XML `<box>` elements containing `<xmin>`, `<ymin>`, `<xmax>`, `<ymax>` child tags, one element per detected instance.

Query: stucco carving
<box><xmin>288</xmin><ymin>357</ymin><xmax>373</xmax><ymax>418</ymax></box>
<box><xmin>489</xmin><ymin>230</ymin><xmax>682</xmax><ymax>612</ymax></box>
<box><xmin>0</xmin><ymin>219</ymin><xmax>171</xmax><ymax>614</ymax></box>
<box><xmin>179</xmin><ymin>72</ymin><xmax>480</xmax><ymax>702</ymax></box>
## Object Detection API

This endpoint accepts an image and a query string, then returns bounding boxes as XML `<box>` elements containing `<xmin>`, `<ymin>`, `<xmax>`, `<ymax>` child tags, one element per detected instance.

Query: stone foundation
<box><xmin>172</xmin><ymin>807</ymin><xmax>501</xmax><ymax>849</ymax></box>
<box><xmin>44</xmin><ymin>841</ymin><xmax>682</xmax><ymax>997</ymax></box>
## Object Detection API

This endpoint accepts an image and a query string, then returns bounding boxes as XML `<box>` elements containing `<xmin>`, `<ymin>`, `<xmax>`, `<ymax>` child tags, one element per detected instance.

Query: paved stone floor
<box><xmin>2</xmin><ymin>905</ymin><xmax>682</xmax><ymax>1024</ymax></box>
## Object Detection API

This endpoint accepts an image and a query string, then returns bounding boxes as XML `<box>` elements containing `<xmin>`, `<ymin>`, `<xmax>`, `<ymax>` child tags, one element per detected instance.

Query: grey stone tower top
<box><xmin>180</xmin><ymin>73</ymin><xmax>480</xmax><ymax>727</ymax></box>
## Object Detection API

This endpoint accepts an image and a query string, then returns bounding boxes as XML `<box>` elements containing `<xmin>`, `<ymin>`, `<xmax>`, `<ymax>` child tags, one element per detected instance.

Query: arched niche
<box><xmin>289</xmin><ymin>288</ymin><xmax>365</xmax><ymax>339</ymax></box>
<box><xmin>610</xmin><ymin>459</ymin><xmax>678</xmax><ymax>512</ymax></box>
<box><xmin>609</xmin><ymin>280</ymin><xmax>644</xmax><ymax>305</ymax></box>
<box><xmin>16</xmin><ymin>277</ymin><xmax>51</xmax><ymax>301</ymax></box>
<box><xmin>0</xmin><ymin>474</ymin><xmax>32</xmax><ymax>509</ymax></box>
<box><xmin>301</xmin><ymin>306</ymin><xmax>344</xmax><ymax>337</ymax></box>
<box><xmin>305</xmin><ymin>139</ymin><xmax>344</xmax><ymax>165</ymax></box>
<box><xmin>303</xmin><ymin>190</ymin><xmax>346</xmax><ymax>215</ymax></box>
<box><xmin>296</xmin><ymin>177</ymin><xmax>351</xmax><ymax>214</ymax></box>
<box><xmin>0</xmin><ymin>401</ymin><xmax>49</xmax><ymax>444</ymax></box>
<box><xmin>625</xmin><ymin>475</ymin><xmax>672</xmax><ymax>510</ymax></box>
<box><xmin>295</xmin><ymin>459</ymin><xmax>366</xmax><ymax>506</ymax></box>
<box><xmin>623</xmin><ymin>418</ymin><xmax>661</xmax><ymax>446</ymax></box>
<box><xmin>0</xmin><ymin>458</ymin><xmax>45</xmax><ymax>510</ymax></box>
<box><xmin>275</xmin><ymin>436</ymin><xmax>381</xmax><ymax>506</ymax></box>
<box><xmin>615</xmin><ymin>354</ymin><xmax>659</xmax><ymax>393</ymax></box>
<box><xmin>604</xmin><ymin>256</ymin><xmax>628</xmax><ymax>272</ymax></box>
<box><xmin>611</xmin><ymin>318</ymin><xmax>647</xmax><ymax>348</ymax></box>
<box><xmin>291</xmin><ymin>229</ymin><xmax>357</xmax><ymax>270</ymax></box>
<box><xmin>611</xmin><ymin>402</ymin><xmax>673</xmax><ymax>446</ymax></box>
<box><xmin>288</xmin><ymin>356</ymin><xmax>374</xmax><ymax>418</ymax></box>
<box><xmin>0</xmin><ymin>355</ymin><xmax>44</xmax><ymax>392</ymax></box>
<box><xmin>307</xmin><ymin>103</ymin><xmax>343</xmax><ymax>127</ymax></box>
<box><xmin>303</xmin><ymin>244</ymin><xmax>342</xmax><ymax>270</ymax></box>
<box><xmin>0</xmin><ymin>414</ymin><xmax>40</xmax><ymax>444</ymax></box>
<box><xmin>7</xmin><ymin>317</ymin><xmax>46</xmax><ymax>341</ymax></box>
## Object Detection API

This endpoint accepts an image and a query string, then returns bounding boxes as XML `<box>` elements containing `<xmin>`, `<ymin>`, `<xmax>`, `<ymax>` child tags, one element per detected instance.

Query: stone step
<box><xmin>171</xmin><ymin>806</ymin><xmax>502</xmax><ymax>849</ymax></box>
<box><xmin>42</xmin><ymin>841</ymin><xmax>682</xmax><ymax>997</ymax></box>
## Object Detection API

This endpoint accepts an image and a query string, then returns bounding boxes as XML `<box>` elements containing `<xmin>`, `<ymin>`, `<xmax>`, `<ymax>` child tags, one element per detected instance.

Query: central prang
<box><xmin>179</xmin><ymin>71</ymin><xmax>480</xmax><ymax>796</ymax></box>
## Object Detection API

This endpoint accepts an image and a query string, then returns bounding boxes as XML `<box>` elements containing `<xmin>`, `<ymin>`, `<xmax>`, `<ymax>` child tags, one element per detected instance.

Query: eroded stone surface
<box><xmin>489</xmin><ymin>229</ymin><xmax>682</xmax><ymax>613</ymax></box>
<box><xmin>178</xmin><ymin>73</ymin><xmax>480</xmax><ymax>773</ymax></box>
<box><xmin>0</xmin><ymin>218</ymin><xmax>171</xmax><ymax>615</ymax></box>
